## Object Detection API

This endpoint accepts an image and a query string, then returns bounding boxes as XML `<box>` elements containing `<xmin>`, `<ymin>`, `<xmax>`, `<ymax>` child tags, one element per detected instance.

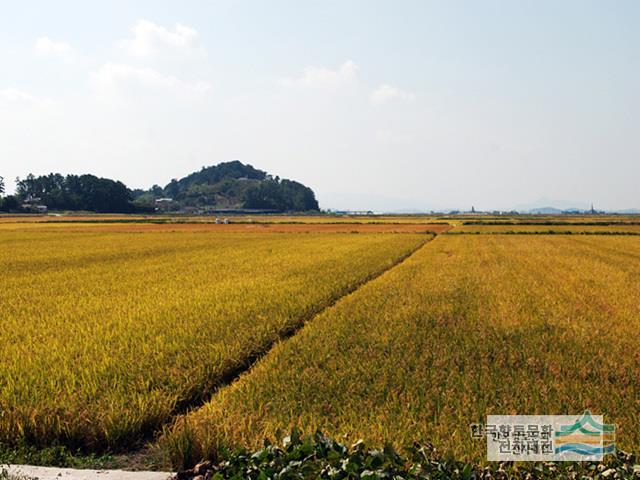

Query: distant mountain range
<box><xmin>526</xmin><ymin>207</ymin><xmax>565</xmax><ymax>214</ymax></box>
<box><xmin>612</xmin><ymin>208</ymin><xmax>640</xmax><ymax>214</ymax></box>
<box><xmin>375</xmin><ymin>205</ymin><xmax>640</xmax><ymax>215</ymax></box>
<box><xmin>514</xmin><ymin>199</ymin><xmax>640</xmax><ymax>215</ymax></box>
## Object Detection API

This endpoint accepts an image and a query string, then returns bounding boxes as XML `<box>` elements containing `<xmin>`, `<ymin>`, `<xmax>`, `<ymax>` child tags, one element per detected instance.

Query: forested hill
<box><xmin>2</xmin><ymin>161</ymin><xmax>319</xmax><ymax>213</ymax></box>
<box><xmin>135</xmin><ymin>161</ymin><xmax>319</xmax><ymax>212</ymax></box>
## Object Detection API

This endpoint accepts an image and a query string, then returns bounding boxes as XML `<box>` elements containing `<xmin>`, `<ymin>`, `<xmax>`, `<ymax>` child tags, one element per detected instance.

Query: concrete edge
<box><xmin>3</xmin><ymin>465</ymin><xmax>173</xmax><ymax>480</ymax></box>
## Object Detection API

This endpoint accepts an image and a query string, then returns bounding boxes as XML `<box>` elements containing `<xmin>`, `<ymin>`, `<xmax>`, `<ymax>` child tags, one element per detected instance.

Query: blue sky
<box><xmin>1</xmin><ymin>0</ymin><xmax>638</xmax><ymax>210</ymax></box>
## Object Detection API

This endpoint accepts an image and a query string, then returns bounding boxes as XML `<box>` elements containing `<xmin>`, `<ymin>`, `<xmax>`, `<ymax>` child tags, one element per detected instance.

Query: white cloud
<box><xmin>280</xmin><ymin>60</ymin><xmax>358</xmax><ymax>89</ymax></box>
<box><xmin>0</xmin><ymin>88</ymin><xmax>52</xmax><ymax>106</ymax></box>
<box><xmin>34</xmin><ymin>36</ymin><xmax>74</xmax><ymax>61</ymax></box>
<box><xmin>0</xmin><ymin>88</ymin><xmax>39</xmax><ymax>103</ymax></box>
<box><xmin>90</xmin><ymin>62</ymin><xmax>211</xmax><ymax>99</ymax></box>
<box><xmin>120</xmin><ymin>19</ymin><xmax>203</xmax><ymax>57</ymax></box>
<box><xmin>370</xmin><ymin>83</ymin><xmax>415</xmax><ymax>106</ymax></box>
<box><xmin>375</xmin><ymin>128</ymin><xmax>415</xmax><ymax>145</ymax></box>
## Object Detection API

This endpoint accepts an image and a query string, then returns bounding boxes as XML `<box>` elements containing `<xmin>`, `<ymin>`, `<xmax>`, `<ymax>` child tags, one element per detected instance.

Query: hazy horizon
<box><xmin>1</xmin><ymin>1</ymin><xmax>639</xmax><ymax>211</ymax></box>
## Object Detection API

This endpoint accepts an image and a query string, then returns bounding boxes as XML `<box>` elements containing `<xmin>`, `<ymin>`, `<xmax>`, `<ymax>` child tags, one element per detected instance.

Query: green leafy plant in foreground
<box><xmin>175</xmin><ymin>430</ymin><xmax>640</xmax><ymax>479</ymax></box>
<box><xmin>0</xmin><ymin>442</ymin><xmax>114</xmax><ymax>469</ymax></box>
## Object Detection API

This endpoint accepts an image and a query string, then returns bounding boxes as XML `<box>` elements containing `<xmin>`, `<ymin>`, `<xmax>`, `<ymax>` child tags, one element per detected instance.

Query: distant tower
<box><xmin>471</xmin><ymin>206</ymin><xmax>476</xmax><ymax>213</ymax></box>
<box><xmin>590</xmin><ymin>203</ymin><xmax>596</xmax><ymax>214</ymax></box>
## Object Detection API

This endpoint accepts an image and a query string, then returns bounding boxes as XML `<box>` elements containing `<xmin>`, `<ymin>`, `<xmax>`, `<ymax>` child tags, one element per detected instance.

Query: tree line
<box><xmin>0</xmin><ymin>173</ymin><xmax>135</xmax><ymax>213</ymax></box>
<box><xmin>0</xmin><ymin>162</ymin><xmax>320</xmax><ymax>213</ymax></box>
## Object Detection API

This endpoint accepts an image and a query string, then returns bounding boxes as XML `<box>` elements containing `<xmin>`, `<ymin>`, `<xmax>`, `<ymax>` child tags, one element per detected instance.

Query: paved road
<box><xmin>4</xmin><ymin>465</ymin><xmax>173</xmax><ymax>480</ymax></box>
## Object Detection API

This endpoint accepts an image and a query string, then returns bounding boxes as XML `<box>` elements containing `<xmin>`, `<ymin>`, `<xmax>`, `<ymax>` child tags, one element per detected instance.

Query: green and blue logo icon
<box><xmin>554</xmin><ymin>410</ymin><xmax>615</xmax><ymax>459</ymax></box>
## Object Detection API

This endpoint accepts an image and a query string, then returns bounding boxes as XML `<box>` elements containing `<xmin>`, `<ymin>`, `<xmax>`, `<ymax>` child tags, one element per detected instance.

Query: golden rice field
<box><xmin>449</xmin><ymin>215</ymin><xmax>640</xmax><ymax>224</ymax></box>
<box><xmin>454</xmin><ymin>224</ymin><xmax>640</xmax><ymax>234</ymax></box>
<box><xmin>3</xmin><ymin>217</ymin><xmax>640</xmax><ymax>469</ymax></box>
<box><xmin>0</xmin><ymin>221</ymin><xmax>450</xmax><ymax>234</ymax></box>
<box><xmin>0</xmin><ymin>214</ymin><xmax>449</xmax><ymax>225</ymax></box>
<box><xmin>0</xmin><ymin>226</ymin><xmax>428</xmax><ymax>450</ymax></box>
<box><xmin>164</xmin><ymin>234</ymin><xmax>640</xmax><ymax>467</ymax></box>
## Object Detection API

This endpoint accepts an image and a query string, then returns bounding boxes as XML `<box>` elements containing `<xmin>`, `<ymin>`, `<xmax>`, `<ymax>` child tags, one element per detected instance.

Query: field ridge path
<box><xmin>145</xmin><ymin>233</ymin><xmax>436</xmax><ymax>469</ymax></box>
<box><xmin>199</xmin><ymin>233</ymin><xmax>436</xmax><ymax>403</ymax></box>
